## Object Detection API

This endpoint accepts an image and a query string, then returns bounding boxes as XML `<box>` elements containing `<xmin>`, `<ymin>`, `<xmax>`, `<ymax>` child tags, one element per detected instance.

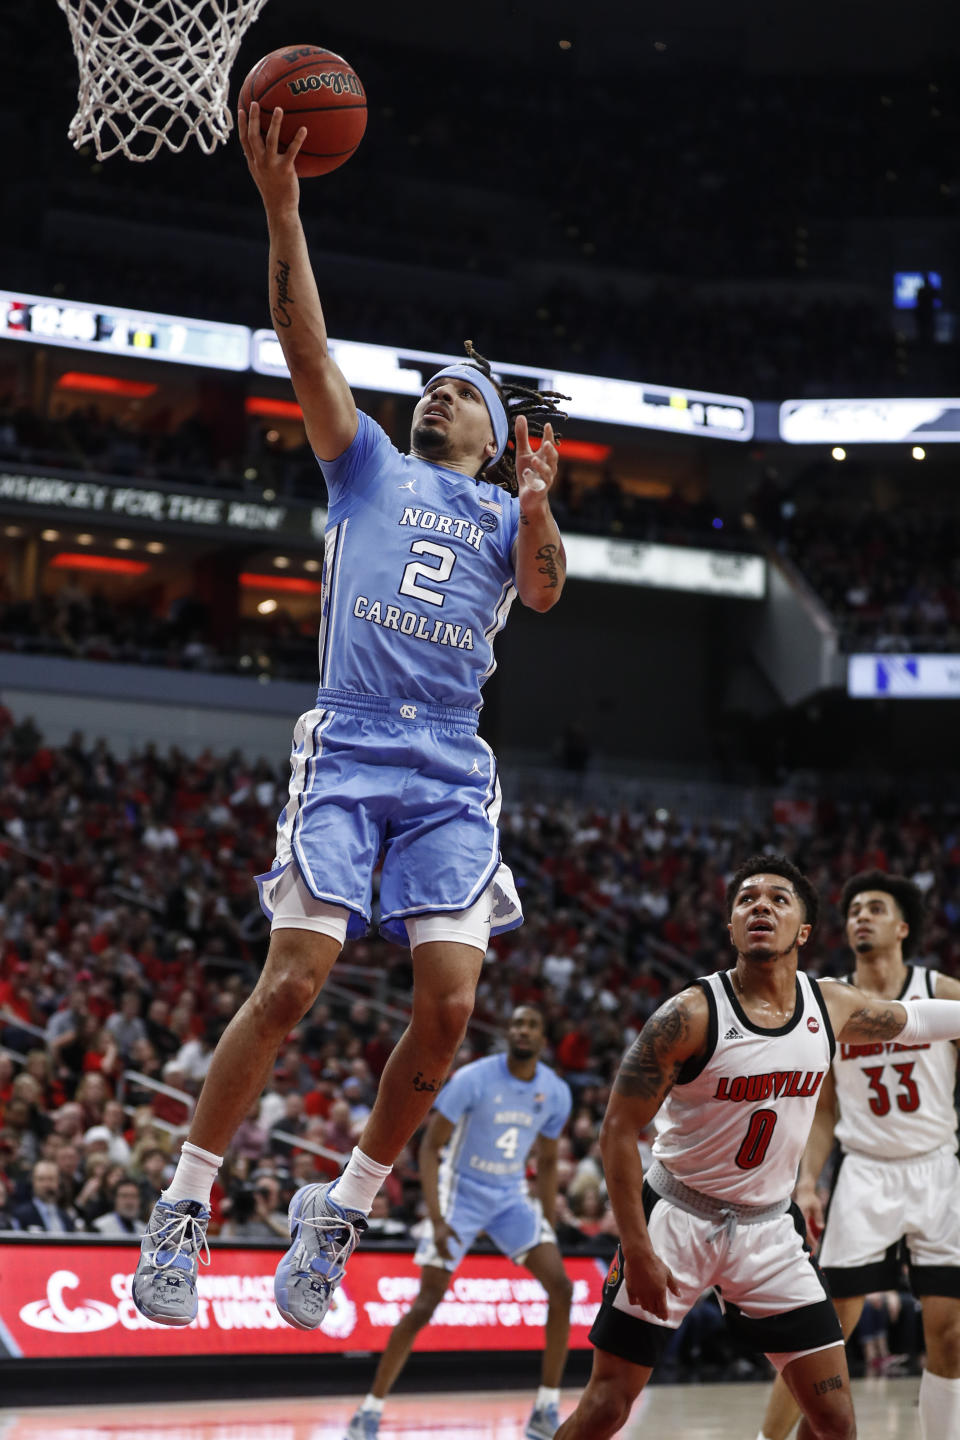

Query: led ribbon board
<box><xmin>780</xmin><ymin>398</ymin><xmax>960</xmax><ymax>445</ymax></box>
<box><xmin>251</xmin><ymin>333</ymin><xmax>755</xmax><ymax>442</ymax></box>
<box><xmin>0</xmin><ymin>289</ymin><xmax>249</xmax><ymax>371</ymax></box>
<box><xmin>848</xmin><ymin>654</ymin><xmax>960</xmax><ymax>699</ymax></box>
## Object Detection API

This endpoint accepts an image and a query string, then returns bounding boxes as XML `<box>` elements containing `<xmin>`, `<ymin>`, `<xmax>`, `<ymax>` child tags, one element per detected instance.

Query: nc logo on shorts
<box><xmin>399</xmin><ymin>704</ymin><xmax>418</xmax><ymax>719</ymax></box>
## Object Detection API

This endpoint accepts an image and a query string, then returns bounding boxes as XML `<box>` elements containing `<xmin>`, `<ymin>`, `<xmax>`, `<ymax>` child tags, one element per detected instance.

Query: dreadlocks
<box><xmin>462</xmin><ymin>341</ymin><xmax>570</xmax><ymax>494</ymax></box>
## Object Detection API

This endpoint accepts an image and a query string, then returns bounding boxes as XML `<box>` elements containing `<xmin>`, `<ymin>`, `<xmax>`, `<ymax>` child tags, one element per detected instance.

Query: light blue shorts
<box><xmin>414</xmin><ymin>1173</ymin><xmax>556</xmax><ymax>1271</ymax></box>
<box><xmin>255</xmin><ymin>688</ymin><xmax>523</xmax><ymax>947</ymax></box>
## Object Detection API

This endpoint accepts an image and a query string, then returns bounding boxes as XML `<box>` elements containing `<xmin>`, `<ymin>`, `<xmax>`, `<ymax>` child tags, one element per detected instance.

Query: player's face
<box><xmin>846</xmin><ymin>890</ymin><xmax>908</xmax><ymax>956</ymax></box>
<box><xmin>507</xmin><ymin>1008</ymin><xmax>544</xmax><ymax>1060</ymax></box>
<box><xmin>411</xmin><ymin>378</ymin><xmax>497</xmax><ymax>469</ymax></box>
<box><xmin>728</xmin><ymin>873</ymin><xmax>811</xmax><ymax>963</ymax></box>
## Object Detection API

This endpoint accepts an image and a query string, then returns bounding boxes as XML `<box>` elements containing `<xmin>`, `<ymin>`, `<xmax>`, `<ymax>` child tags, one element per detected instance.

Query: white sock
<box><xmin>162</xmin><ymin>1140</ymin><xmax>223</xmax><ymax>1207</ymax></box>
<box><xmin>330</xmin><ymin>1146</ymin><xmax>392</xmax><ymax>1215</ymax></box>
<box><xmin>360</xmin><ymin>1395</ymin><xmax>384</xmax><ymax>1414</ymax></box>
<box><xmin>536</xmin><ymin>1387</ymin><xmax>561</xmax><ymax>1410</ymax></box>
<box><xmin>919</xmin><ymin>1370</ymin><xmax>960</xmax><ymax>1440</ymax></box>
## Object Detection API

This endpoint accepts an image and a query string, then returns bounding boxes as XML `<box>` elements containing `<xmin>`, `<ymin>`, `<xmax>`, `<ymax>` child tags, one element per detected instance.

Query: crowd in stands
<box><xmin>3</xmin><ymin>709</ymin><xmax>960</xmax><ymax>1240</ymax></box>
<box><xmin>752</xmin><ymin>468</ymin><xmax>960</xmax><ymax>652</ymax></box>
<box><xmin>1</xmin><ymin>712</ymin><xmax>948</xmax><ymax>1371</ymax></box>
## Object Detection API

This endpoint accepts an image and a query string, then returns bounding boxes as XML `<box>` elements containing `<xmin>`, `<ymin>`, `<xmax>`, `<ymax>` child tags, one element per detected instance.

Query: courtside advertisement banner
<box><xmin>848</xmin><ymin>653</ymin><xmax>960</xmax><ymax>698</ymax></box>
<box><xmin>0</xmin><ymin>1243</ymin><xmax>605</xmax><ymax>1360</ymax></box>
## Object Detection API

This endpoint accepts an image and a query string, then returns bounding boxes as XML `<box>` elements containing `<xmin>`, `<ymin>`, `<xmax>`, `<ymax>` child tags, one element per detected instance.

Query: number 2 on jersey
<box><xmin>399</xmin><ymin>540</ymin><xmax>457</xmax><ymax>607</ymax></box>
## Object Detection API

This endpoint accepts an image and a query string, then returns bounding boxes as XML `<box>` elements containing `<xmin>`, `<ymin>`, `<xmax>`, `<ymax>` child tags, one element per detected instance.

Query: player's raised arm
<box><xmin>819</xmin><ymin>977</ymin><xmax>960</xmax><ymax>1047</ymax></box>
<box><xmin>513</xmin><ymin>415</ymin><xmax>566</xmax><ymax>612</ymax></box>
<box><xmin>600</xmin><ymin>987</ymin><xmax>708</xmax><ymax>1319</ymax></box>
<box><xmin>238</xmin><ymin>101</ymin><xmax>358</xmax><ymax>462</ymax></box>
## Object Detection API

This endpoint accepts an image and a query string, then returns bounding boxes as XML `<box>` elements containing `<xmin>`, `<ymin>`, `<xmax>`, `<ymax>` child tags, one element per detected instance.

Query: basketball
<box><xmin>238</xmin><ymin>44</ymin><xmax>367</xmax><ymax>178</ymax></box>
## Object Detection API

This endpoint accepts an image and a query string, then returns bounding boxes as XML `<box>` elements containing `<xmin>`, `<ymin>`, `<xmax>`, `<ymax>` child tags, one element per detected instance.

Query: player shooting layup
<box><xmin>757</xmin><ymin>870</ymin><xmax>960</xmax><ymax>1440</ymax></box>
<box><xmin>133</xmin><ymin>102</ymin><xmax>569</xmax><ymax>1331</ymax></box>
<box><xmin>554</xmin><ymin>855</ymin><xmax>960</xmax><ymax>1440</ymax></box>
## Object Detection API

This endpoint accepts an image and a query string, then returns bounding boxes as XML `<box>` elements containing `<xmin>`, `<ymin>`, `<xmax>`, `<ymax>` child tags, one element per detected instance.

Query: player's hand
<box><xmin>432</xmin><ymin>1218</ymin><xmax>460</xmax><ymax>1262</ymax></box>
<box><xmin>795</xmin><ymin>1181</ymin><xmax>825</xmax><ymax>1245</ymax></box>
<box><xmin>237</xmin><ymin>102</ymin><xmax>306</xmax><ymax>216</ymax></box>
<box><xmin>515</xmin><ymin>414</ymin><xmax>559</xmax><ymax>518</ymax></box>
<box><xmin>623</xmin><ymin>1248</ymin><xmax>682</xmax><ymax>1321</ymax></box>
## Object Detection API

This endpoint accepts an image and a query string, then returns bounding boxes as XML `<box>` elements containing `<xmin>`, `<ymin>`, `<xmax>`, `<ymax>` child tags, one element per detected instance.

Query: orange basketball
<box><xmin>238</xmin><ymin>44</ymin><xmax>367</xmax><ymax>178</ymax></box>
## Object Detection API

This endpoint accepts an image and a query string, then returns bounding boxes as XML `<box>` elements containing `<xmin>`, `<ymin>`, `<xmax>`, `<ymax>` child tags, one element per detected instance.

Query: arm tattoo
<box><xmin>846</xmin><ymin>1005</ymin><xmax>905</xmax><ymax>1041</ymax></box>
<box><xmin>536</xmin><ymin>542</ymin><xmax>565</xmax><ymax>589</ymax></box>
<box><xmin>272</xmin><ymin>258</ymin><xmax>293</xmax><ymax>328</ymax></box>
<box><xmin>413</xmin><ymin>1071</ymin><xmax>442</xmax><ymax>1093</ymax></box>
<box><xmin>615</xmin><ymin>999</ymin><xmax>690</xmax><ymax>1101</ymax></box>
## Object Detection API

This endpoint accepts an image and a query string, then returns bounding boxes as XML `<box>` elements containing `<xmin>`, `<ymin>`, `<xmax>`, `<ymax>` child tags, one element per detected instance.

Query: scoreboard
<box><xmin>0</xmin><ymin>289</ymin><xmax>249</xmax><ymax>371</ymax></box>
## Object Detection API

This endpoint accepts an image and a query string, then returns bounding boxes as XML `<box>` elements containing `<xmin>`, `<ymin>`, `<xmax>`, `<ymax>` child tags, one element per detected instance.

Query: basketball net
<box><xmin>56</xmin><ymin>0</ymin><xmax>270</xmax><ymax>161</ymax></box>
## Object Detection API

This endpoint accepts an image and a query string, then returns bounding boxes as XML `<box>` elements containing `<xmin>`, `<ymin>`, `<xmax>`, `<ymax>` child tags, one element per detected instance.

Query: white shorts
<box><xmin>270</xmin><ymin>864</ymin><xmax>493</xmax><ymax>953</ymax></box>
<box><xmin>591</xmin><ymin>1188</ymin><xmax>841</xmax><ymax>1371</ymax></box>
<box><xmin>819</xmin><ymin>1145</ymin><xmax>960</xmax><ymax>1298</ymax></box>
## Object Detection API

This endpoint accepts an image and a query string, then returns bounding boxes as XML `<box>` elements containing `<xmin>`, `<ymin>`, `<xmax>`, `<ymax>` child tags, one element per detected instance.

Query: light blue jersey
<box><xmin>318</xmin><ymin>411</ymin><xmax>521</xmax><ymax>712</ymax></box>
<box><xmin>435</xmin><ymin>1053</ymin><xmax>573</xmax><ymax>1194</ymax></box>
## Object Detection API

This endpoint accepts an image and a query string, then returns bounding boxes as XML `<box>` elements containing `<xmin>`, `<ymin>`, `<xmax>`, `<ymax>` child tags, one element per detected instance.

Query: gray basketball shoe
<box><xmin>274</xmin><ymin>1180</ymin><xmax>367</xmax><ymax>1330</ymax></box>
<box><xmin>344</xmin><ymin>1408</ymin><xmax>381</xmax><ymax>1438</ymax></box>
<box><xmin>132</xmin><ymin>1197</ymin><xmax>211</xmax><ymax>1325</ymax></box>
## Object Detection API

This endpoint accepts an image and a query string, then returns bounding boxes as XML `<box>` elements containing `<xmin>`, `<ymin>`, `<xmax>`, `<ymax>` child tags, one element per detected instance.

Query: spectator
<box><xmin>91</xmin><ymin>1177</ymin><xmax>146</xmax><ymax>1236</ymax></box>
<box><xmin>13</xmin><ymin>1159</ymin><xmax>77</xmax><ymax>1233</ymax></box>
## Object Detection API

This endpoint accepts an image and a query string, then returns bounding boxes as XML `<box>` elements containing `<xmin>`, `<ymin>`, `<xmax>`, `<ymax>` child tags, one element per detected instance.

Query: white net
<box><xmin>56</xmin><ymin>0</ymin><xmax>270</xmax><ymax>162</ymax></box>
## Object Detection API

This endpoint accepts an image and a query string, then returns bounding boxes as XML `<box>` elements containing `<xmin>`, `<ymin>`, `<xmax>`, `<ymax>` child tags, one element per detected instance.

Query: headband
<box><xmin>425</xmin><ymin>364</ymin><xmax>509</xmax><ymax>465</ymax></box>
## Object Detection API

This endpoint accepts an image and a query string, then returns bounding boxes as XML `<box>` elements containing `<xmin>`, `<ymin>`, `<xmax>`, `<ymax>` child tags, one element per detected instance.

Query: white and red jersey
<box><xmin>833</xmin><ymin>965</ymin><xmax>958</xmax><ymax>1160</ymax></box>
<box><xmin>652</xmin><ymin>969</ymin><xmax>834</xmax><ymax>1206</ymax></box>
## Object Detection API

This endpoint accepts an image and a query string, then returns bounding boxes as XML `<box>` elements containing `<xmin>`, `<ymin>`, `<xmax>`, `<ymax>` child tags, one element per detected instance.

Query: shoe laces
<box><xmin>148</xmin><ymin>1207</ymin><xmax>212</xmax><ymax>1272</ymax></box>
<box><xmin>297</xmin><ymin>1213</ymin><xmax>359</xmax><ymax>1280</ymax></box>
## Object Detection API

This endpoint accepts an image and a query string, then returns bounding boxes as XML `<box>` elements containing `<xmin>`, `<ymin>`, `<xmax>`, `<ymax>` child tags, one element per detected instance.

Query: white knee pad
<box><xmin>269</xmin><ymin>865</ymin><xmax>350</xmax><ymax>946</ymax></box>
<box><xmin>404</xmin><ymin>886</ymin><xmax>493</xmax><ymax>954</ymax></box>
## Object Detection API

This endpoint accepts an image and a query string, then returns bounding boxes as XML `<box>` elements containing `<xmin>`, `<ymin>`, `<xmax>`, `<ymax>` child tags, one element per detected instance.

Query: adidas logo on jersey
<box><xmin>724</xmin><ymin>1026</ymin><xmax>744</xmax><ymax>1040</ymax></box>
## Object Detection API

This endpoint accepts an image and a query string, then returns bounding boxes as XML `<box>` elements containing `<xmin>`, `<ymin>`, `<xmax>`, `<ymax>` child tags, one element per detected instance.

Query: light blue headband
<box><xmin>425</xmin><ymin>364</ymin><xmax>509</xmax><ymax>465</ymax></box>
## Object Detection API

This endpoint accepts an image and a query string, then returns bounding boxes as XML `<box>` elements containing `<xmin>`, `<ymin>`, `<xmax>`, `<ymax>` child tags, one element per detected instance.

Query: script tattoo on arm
<box><xmin>846</xmin><ymin>1005</ymin><xmax>905</xmax><ymax>1041</ymax></box>
<box><xmin>615</xmin><ymin>997</ymin><xmax>691</xmax><ymax>1103</ymax></box>
<box><xmin>536</xmin><ymin>542</ymin><xmax>566</xmax><ymax>589</ymax></box>
<box><xmin>413</xmin><ymin>1071</ymin><xmax>443</xmax><ymax>1093</ymax></box>
<box><xmin>272</xmin><ymin>258</ymin><xmax>293</xmax><ymax>328</ymax></box>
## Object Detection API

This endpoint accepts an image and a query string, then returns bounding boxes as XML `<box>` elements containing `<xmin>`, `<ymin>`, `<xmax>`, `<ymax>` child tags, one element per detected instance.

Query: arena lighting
<box><xmin>912</xmin><ymin>446</ymin><xmax>926</xmax><ymax>460</ymax></box>
<box><xmin>239</xmin><ymin>572</ymin><xmax>323</xmax><ymax>595</ymax></box>
<box><xmin>831</xmin><ymin>447</ymin><xmax>847</xmax><ymax>461</ymax></box>
<box><xmin>55</xmin><ymin>371</ymin><xmax>158</xmax><ymax>398</ymax></box>
<box><xmin>50</xmin><ymin>552</ymin><xmax>149</xmax><ymax>575</ymax></box>
<box><xmin>245</xmin><ymin>395</ymin><xmax>304</xmax><ymax>419</ymax></box>
<box><xmin>257</xmin><ymin>598</ymin><xmax>278</xmax><ymax>615</ymax></box>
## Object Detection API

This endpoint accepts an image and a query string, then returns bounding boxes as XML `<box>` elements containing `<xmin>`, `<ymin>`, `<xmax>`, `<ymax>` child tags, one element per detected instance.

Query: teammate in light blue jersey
<box><xmin>345</xmin><ymin>1007</ymin><xmax>574</xmax><ymax>1440</ymax></box>
<box><xmin>134</xmin><ymin>101</ymin><xmax>572</xmax><ymax>1339</ymax></box>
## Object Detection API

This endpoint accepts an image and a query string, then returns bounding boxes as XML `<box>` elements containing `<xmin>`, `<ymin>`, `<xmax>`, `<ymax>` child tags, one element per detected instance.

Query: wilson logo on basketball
<box><xmin>807</xmin><ymin>1017</ymin><xmax>820</xmax><ymax>1033</ymax></box>
<box><xmin>287</xmin><ymin>71</ymin><xmax>364</xmax><ymax>98</ymax></box>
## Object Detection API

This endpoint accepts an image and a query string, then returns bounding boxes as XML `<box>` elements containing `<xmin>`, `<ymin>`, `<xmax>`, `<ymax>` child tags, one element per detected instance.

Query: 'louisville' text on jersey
<box><xmin>713</xmin><ymin>1069</ymin><xmax>827</xmax><ymax>1102</ymax></box>
<box><xmin>839</xmin><ymin>1041</ymin><xmax>930</xmax><ymax>1060</ymax></box>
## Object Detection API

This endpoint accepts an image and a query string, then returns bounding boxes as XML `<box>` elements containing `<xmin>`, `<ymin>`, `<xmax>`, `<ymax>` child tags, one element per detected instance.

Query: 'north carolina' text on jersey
<box><xmin>652</xmin><ymin>970</ymin><xmax>835</xmax><ymax>1206</ymax></box>
<box><xmin>834</xmin><ymin>965</ymin><xmax>958</xmax><ymax>1159</ymax></box>
<box><xmin>434</xmin><ymin>1053</ymin><xmax>572</xmax><ymax>1194</ymax></box>
<box><xmin>317</xmin><ymin>412</ymin><xmax>521</xmax><ymax>710</ymax></box>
